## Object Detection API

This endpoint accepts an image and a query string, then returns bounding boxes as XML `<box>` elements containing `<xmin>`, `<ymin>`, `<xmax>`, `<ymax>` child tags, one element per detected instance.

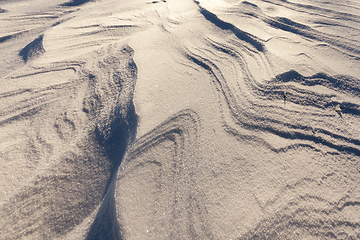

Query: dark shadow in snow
<box><xmin>275</xmin><ymin>70</ymin><xmax>360</xmax><ymax>96</ymax></box>
<box><xmin>61</xmin><ymin>0</ymin><xmax>93</xmax><ymax>7</ymax></box>
<box><xmin>196</xmin><ymin>4</ymin><xmax>264</xmax><ymax>52</ymax></box>
<box><xmin>19</xmin><ymin>34</ymin><xmax>45</xmax><ymax>62</ymax></box>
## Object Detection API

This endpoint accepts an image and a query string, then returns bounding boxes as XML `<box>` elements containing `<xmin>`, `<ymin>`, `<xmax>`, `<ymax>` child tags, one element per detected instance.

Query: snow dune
<box><xmin>1</xmin><ymin>0</ymin><xmax>360</xmax><ymax>239</ymax></box>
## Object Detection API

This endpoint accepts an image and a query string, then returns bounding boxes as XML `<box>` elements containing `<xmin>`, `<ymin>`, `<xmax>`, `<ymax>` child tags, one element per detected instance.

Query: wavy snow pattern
<box><xmin>0</xmin><ymin>0</ymin><xmax>360</xmax><ymax>239</ymax></box>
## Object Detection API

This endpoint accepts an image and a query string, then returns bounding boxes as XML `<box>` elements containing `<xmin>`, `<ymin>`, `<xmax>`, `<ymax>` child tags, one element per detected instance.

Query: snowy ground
<box><xmin>1</xmin><ymin>0</ymin><xmax>360</xmax><ymax>239</ymax></box>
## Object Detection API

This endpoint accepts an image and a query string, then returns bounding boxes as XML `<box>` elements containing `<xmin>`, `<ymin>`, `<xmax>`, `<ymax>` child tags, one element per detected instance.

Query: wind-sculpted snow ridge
<box><xmin>1</xmin><ymin>0</ymin><xmax>360</xmax><ymax>239</ymax></box>
<box><xmin>186</xmin><ymin>47</ymin><xmax>360</xmax><ymax>239</ymax></box>
<box><xmin>0</xmin><ymin>43</ymin><xmax>137</xmax><ymax>239</ymax></box>
<box><xmin>189</xmin><ymin>0</ymin><xmax>360</xmax><ymax>158</ymax></box>
<box><xmin>187</xmin><ymin>46</ymin><xmax>360</xmax><ymax>156</ymax></box>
